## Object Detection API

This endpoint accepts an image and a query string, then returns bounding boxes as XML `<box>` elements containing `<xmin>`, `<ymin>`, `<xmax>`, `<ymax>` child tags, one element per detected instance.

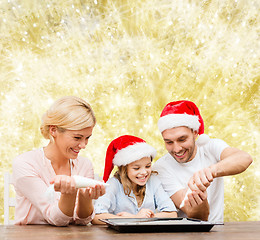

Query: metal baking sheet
<box><xmin>100</xmin><ymin>217</ymin><xmax>223</xmax><ymax>233</ymax></box>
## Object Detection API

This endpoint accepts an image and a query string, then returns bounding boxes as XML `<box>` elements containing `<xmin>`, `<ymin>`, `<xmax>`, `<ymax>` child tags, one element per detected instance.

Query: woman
<box><xmin>92</xmin><ymin>135</ymin><xmax>177</xmax><ymax>224</ymax></box>
<box><xmin>12</xmin><ymin>96</ymin><xmax>105</xmax><ymax>226</ymax></box>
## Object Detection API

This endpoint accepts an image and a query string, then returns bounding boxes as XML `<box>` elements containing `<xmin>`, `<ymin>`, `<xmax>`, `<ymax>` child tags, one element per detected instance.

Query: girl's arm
<box><xmin>92</xmin><ymin>213</ymin><xmax>122</xmax><ymax>225</ymax></box>
<box><xmin>154</xmin><ymin>211</ymin><xmax>177</xmax><ymax>218</ymax></box>
<box><xmin>92</xmin><ymin>209</ymin><xmax>155</xmax><ymax>225</ymax></box>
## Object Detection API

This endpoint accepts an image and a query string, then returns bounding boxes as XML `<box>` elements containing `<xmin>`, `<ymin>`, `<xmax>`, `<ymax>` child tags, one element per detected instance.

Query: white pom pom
<box><xmin>196</xmin><ymin>134</ymin><xmax>210</xmax><ymax>146</ymax></box>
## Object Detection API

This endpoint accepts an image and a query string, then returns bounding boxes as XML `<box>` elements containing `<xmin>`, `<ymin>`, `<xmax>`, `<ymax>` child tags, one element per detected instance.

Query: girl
<box><xmin>92</xmin><ymin>135</ymin><xmax>177</xmax><ymax>224</ymax></box>
<box><xmin>12</xmin><ymin>96</ymin><xmax>105</xmax><ymax>226</ymax></box>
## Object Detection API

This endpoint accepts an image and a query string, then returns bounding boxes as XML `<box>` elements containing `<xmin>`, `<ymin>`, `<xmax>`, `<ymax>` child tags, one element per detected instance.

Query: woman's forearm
<box><xmin>58</xmin><ymin>193</ymin><xmax>77</xmax><ymax>217</ymax></box>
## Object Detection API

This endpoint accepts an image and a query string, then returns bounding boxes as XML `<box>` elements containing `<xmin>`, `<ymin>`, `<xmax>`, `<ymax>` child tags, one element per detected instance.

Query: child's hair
<box><xmin>114</xmin><ymin>158</ymin><xmax>157</xmax><ymax>203</ymax></box>
<box><xmin>40</xmin><ymin>96</ymin><xmax>96</xmax><ymax>140</ymax></box>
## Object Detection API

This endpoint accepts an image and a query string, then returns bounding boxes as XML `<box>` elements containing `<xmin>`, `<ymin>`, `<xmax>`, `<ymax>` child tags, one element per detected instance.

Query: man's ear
<box><xmin>193</xmin><ymin>129</ymin><xmax>199</xmax><ymax>139</ymax></box>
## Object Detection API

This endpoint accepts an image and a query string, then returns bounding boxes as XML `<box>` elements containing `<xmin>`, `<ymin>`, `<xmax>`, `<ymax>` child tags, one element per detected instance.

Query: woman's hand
<box><xmin>50</xmin><ymin>175</ymin><xmax>77</xmax><ymax>217</ymax></box>
<box><xmin>51</xmin><ymin>175</ymin><xmax>77</xmax><ymax>195</ymax></box>
<box><xmin>78</xmin><ymin>184</ymin><xmax>106</xmax><ymax>200</ymax></box>
<box><xmin>76</xmin><ymin>184</ymin><xmax>105</xmax><ymax>219</ymax></box>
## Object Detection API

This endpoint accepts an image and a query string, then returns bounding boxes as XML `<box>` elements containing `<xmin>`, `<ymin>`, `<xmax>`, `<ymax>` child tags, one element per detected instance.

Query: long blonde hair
<box><xmin>40</xmin><ymin>96</ymin><xmax>96</xmax><ymax>140</ymax></box>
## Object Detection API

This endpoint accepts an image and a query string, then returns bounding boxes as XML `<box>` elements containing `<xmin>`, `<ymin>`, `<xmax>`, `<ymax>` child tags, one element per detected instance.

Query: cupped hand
<box><xmin>79</xmin><ymin>184</ymin><xmax>106</xmax><ymax>200</ymax></box>
<box><xmin>184</xmin><ymin>189</ymin><xmax>208</xmax><ymax>208</ymax></box>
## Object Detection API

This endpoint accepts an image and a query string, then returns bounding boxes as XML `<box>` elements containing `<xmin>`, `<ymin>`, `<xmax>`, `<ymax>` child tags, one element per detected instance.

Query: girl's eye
<box><xmin>133</xmin><ymin>168</ymin><xmax>139</xmax><ymax>170</ymax></box>
<box><xmin>74</xmin><ymin>137</ymin><xmax>81</xmax><ymax>140</ymax></box>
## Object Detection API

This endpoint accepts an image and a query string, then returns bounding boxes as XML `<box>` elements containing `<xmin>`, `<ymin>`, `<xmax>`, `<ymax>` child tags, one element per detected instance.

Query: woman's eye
<box><xmin>74</xmin><ymin>137</ymin><xmax>81</xmax><ymax>140</ymax></box>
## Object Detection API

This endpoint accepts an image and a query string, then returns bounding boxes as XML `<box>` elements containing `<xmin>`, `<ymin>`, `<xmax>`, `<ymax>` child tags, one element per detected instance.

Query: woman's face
<box><xmin>51</xmin><ymin>126</ymin><xmax>93</xmax><ymax>160</ymax></box>
<box><xmin>127</xmin><ymin>157</ymin><xmax>152</xmax><ymax>188</ymax></box>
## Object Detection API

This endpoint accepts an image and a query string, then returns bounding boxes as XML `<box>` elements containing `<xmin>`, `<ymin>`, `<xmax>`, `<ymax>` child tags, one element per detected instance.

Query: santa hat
<box><xmin>103</xmin><ymin>135</ymin><xmax>157</xmax><ymax>182</ymax></box>
<box><xmin>158</xmin><ymin>100</ymin><xmax>210</xmax><ymax>146</ymax></box>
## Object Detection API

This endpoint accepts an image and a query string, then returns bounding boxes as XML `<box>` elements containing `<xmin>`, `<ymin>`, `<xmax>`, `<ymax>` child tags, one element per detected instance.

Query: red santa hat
<box><xmin>158</xmin><ymin>100</ymin><xmax>210</xmax><ymax>146</ymax></box>
<box><xmin>103</xmin><ymin>135</ymin><xmax>157</xmax><ymax>182</ymax></box>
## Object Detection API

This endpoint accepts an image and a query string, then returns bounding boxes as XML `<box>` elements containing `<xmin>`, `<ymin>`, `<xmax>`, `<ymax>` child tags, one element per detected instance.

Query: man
<box><xmin>153</xmin><ymin>100</ymin><xmax>253</xmax><ymax>222</ymax></box>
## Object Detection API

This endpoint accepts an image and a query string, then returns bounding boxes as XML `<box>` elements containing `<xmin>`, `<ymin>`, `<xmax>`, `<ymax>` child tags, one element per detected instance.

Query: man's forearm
<box><xmin>210</xmin><ymin>148</ymin><xmax>253</xmax><ymax>178</ymax></box>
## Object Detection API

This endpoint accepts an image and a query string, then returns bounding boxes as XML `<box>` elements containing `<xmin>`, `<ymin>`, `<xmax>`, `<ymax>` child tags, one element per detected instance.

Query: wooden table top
<box><xmin>1</xmin><ymin>221</ymin><xmax>259</xmax><ymax>240</ymax></box>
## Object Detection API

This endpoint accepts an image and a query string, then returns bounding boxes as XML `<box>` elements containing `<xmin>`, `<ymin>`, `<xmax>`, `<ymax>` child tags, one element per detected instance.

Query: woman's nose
<box><xmin>79</xmin><ymin>140</ymin><xmax>88</xmax><ymax>149</ymax></box>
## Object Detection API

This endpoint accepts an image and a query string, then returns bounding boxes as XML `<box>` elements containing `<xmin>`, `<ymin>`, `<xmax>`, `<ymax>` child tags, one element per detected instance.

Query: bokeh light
<box><xmin>0</xmin><ymin>0</ymin><xmax>259</xmax><ymax>223</ymax></box>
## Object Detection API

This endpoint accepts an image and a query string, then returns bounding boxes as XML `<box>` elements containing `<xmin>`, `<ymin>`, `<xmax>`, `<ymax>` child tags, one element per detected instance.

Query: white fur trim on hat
<box><xmin>196</xmin><ymin>134</ymin><xmax>210</xmax><ymax>146</ymax></box>
<box><xmin>113</xmin><ymin>142</ymin><xmax>157</xmax><ymax>166</ymax></box>
<box><xmin>158</xmin><ymin>113</ymin><xmax>200</xmax><ymax>133</ymax></box>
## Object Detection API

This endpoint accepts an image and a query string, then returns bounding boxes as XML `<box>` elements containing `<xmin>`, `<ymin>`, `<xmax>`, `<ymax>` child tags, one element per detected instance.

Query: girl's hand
<box><xmin>117</xmin><ymin>212</ymin><xmax>135</xmax><ymax>218</ymax></box>
<box><xmin>136</xmin><ymin>208</ymin><xmax>154</xmax><ymax>218</ymax></box>
<box><xmin>79</xmin><ymin>184</ymin><xmax>106</xmax><ymax>200</ymax></box>
<box><xmin>51</xmin><ymin>175</ymin><xmax>77</xmax><ymax>195</ymax></box>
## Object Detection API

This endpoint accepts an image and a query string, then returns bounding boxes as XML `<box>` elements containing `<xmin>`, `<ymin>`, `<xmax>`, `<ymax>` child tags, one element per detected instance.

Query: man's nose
<box><xmin>172</xmin><ymin>142</ymin><xmax>182</xmax><ymax>153</ymax></box>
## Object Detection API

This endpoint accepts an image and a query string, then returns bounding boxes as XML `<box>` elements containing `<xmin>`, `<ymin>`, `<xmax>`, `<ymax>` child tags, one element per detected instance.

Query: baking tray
<box><xmin>100</xmin><ymin>217</ymin><xmax>222</xmax><ymax>233</ymax></box>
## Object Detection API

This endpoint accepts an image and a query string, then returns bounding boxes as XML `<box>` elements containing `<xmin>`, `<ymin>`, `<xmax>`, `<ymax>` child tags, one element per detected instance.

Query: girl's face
<box><xmin>127</xmin><ymin>157</ymin><xmax>152</xmax><ymax>188</ymax></box>
<box><xmin>51</xmin><ymin>126</ymin><xmax>93</xmax><ymax>160</ymax></box>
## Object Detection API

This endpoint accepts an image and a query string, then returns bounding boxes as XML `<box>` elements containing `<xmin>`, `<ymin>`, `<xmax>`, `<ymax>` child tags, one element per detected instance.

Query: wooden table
<box><xmin>1</xmin><ymin>221</ymin><xmax>259</xmax><ymax>240</ymax></box>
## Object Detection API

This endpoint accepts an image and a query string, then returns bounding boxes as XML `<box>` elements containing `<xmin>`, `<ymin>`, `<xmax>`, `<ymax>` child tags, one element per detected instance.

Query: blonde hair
<box><xmin>40</xmin><ymin>96</ymin><xmax>96</xmax><ymax>140</ymax></box>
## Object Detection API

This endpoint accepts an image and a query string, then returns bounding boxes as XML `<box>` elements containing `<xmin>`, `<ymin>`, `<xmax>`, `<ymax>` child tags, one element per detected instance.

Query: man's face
<box><xmin>162</xmin><ymin>126</ymin><xmax>198</xmax><ymax>163</ymax></box>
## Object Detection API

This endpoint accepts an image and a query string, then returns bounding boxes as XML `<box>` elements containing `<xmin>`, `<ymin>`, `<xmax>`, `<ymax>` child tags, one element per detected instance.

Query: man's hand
<box><xmin>180</xmin><ymin>188</ymin><xmax>209</xmax><ymax>221</ymax></box>
<box><xmin>188</xmin><ymin>167</ymin><xmax>214</xmax><ymax>192</ymax></box>
<box><xmin>183</xmin><ymin>189</ymin><xmax>208</xmax><ymax>208</ymax></box>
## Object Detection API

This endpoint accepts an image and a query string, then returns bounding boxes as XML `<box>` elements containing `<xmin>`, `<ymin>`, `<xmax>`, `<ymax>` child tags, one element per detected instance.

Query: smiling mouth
<box><xmin>174</xmin><ymin>150</ymin><xmax>186</xmax><ymax>158</ymax></box>
<box><xmin>71</xmin><ymin>148</ymin><xmax>80</xmax><ymax>154</ymax></box>
<box><xmin>137</xmin><ymin>175</ymin><xmax>148</xmax><ymax>181</ymax></box>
